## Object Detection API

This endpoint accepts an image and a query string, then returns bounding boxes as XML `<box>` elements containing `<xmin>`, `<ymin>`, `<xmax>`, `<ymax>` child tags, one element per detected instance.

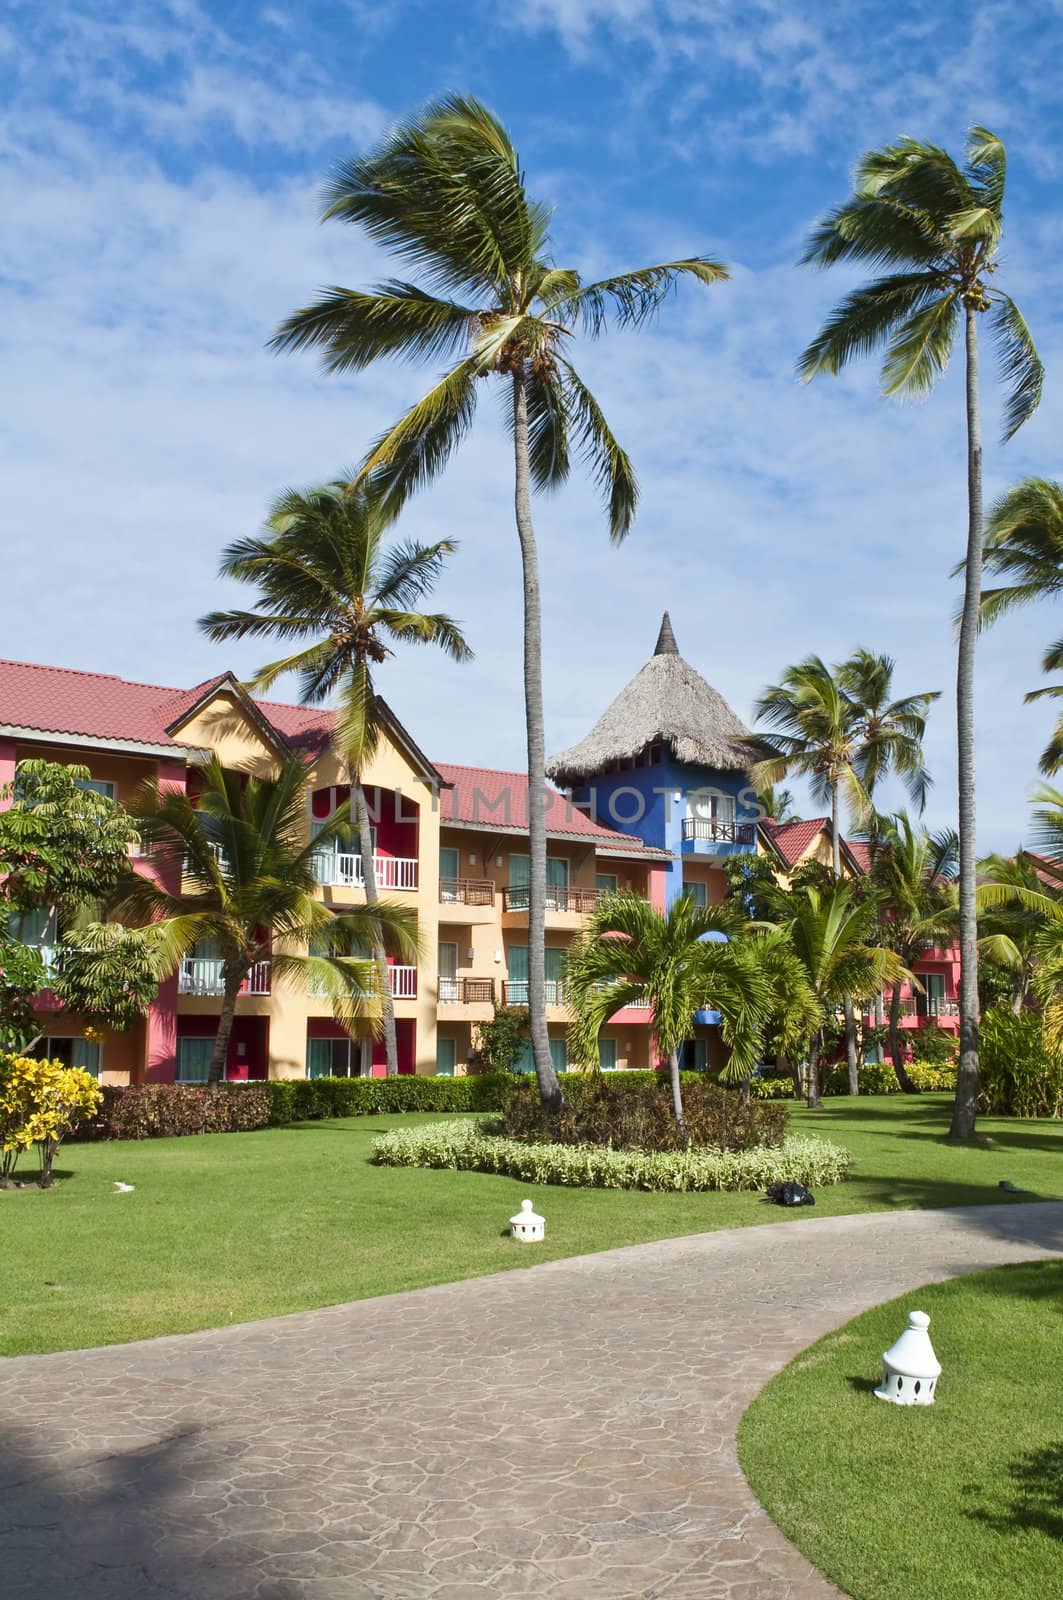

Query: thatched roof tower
<box><xmin>547</xmin><ymin>613</ymin><xmax>767</xmax><ymax>786</ymax></box>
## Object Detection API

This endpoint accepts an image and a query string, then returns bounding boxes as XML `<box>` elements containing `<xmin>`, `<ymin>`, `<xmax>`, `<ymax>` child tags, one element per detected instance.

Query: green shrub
<box><xmin>372</xmin><ymin>1118</ymin><xmax>852</xmax><ymax>1192</ymax></box>
<box><xmin>264</xmin><ymin>1072</ymin><xmax>511</xmax><ymax>1124</ymax></box>
<box><xmin>907</xmin><ymin>1061</ymin><xmax>957</xmax><ymax>1091</ymax></box>
<box><xmin>978</xmin><ymin>1008</ymin><xmax>1063</xmax><ymax>1118</ymax></box>
<box><xmin>501</xmin><ymin>1073</ymin><xmax>789</xmax><ymax>1152</ymax></box>
<box><xmin>911</xmin><ymin>1023</ymin><xmax>960</xmax><ymax>1065</ymax></box>
<box><xmin>86</xmin><ymin>1083</ymin><xmax>272</xmax><ymax>1139</ymax></box>
<box><xmin>750</xmin><ymin>1075</ymin><xmax>798</xmax><ymax>1100</ymax></box>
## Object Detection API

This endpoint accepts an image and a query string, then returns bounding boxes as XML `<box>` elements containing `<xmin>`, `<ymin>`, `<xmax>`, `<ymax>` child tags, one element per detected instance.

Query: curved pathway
<box><xmin>3</xmin><ymin>1202</ymin><xmax>1061</xmax><ymax>1600</ymax></box>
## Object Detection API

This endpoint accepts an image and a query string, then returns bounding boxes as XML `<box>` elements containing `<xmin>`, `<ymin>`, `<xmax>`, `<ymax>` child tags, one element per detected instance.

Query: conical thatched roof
<box><xmin>548</xmin><ymin>613</ymin><xmax>768</xmax><ymax>783</ymax></box>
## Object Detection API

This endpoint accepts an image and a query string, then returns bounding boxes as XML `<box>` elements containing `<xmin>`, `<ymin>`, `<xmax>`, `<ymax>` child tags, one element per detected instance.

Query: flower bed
<box><xmin>371</xmin><ymin>1117</ymin><xmax>852</xmax><ymax>1192</ymax></box>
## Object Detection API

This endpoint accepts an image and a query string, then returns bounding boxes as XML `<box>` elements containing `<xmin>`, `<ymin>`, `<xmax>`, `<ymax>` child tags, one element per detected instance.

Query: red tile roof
<box><xmin>845</xmin><ymin>839</ymin><xmax>871</xmax><ymax>874</ymax></box>
<box><xmin>435</xmin><ymin>763</ymin><xmax>668</xmax><ymax>856</ymax></box>
<box><xmin>760</xmin><ymin>816</ymin><xmax>830</xmax><ymax>867</ymax></box>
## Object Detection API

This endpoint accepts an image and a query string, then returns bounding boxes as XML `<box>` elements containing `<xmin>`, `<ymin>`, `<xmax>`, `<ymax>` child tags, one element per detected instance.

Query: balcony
<box><xmin>502</xmin><ymin>885</ymin><xmax>603</xmax><ymax>915</ymax></box>
<box><xmin>439</xmin><ymin>877</ymin><xmax>495</xmax><ymax>906</ymax></box>
<box><xmin>901</xmin><ymin>996</ymin><xmax>959</xmax><ymax>1019</ymax></box>
<box><xmin>681</xmin><ymin>818</ymin><xmax>757</xmax><ymax>847</ymax></box>
<box><xmin>178</xmin><ymin>958</ymin><xmax>271</xmax><ymax>996</ymax></box>
<box><xmin>314</xmin><ymin>852</ymin><xmax>419</xmax><ymax>890</ymax></box>
<box><xmin>438</xmin><ymin>976</ymin><xmax>496</xmax><ymax>1005</ymax></box>
<box><xmin>390</xmin><ymin>964</ymin><xmax>418</xmax><ymax>999</ymax></box>
<box><xmin>503</xmin><ymin>979</ymin><xmax>566</xmax><ymax>1007</ymax></box>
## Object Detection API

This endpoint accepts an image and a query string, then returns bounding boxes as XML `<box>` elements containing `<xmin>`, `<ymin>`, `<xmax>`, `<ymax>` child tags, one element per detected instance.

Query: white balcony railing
<box><xmin>503</xmin><ymin>980</ymin><xmax>566</xmax><ymax>1007</ymax></box>
<box><xmin>390</xmin><ymin>964</ymin><xmax>417</xmax><ymax>999</ymax></box>
<box><xmin>314</xmin><ymin>852</ymin><xmax>419</xmax><ymax>890</ymax></box>
<box><xmin>178</xmin><ymin>958</ymin><xmax>271</xmax><ymax>996</ymax></box>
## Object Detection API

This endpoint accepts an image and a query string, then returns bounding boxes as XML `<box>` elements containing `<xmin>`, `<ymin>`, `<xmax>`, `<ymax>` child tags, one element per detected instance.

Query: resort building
<box><xmin>1</xmin><ymin>617</ymin><xmax>958</xmax><ymax>1082</ymax></box>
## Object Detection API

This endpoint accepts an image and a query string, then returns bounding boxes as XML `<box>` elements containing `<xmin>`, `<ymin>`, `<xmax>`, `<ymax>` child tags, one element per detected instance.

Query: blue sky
<box><xmin>3</xmin><ymin>0</ymin><xmax>1063</xmax><ymax>848</ymax></box>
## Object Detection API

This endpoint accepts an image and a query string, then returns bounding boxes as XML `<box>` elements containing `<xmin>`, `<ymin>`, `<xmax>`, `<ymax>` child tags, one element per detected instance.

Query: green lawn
<box><xmin>739</xmin><ymin>1261</ymin><xmax>1063</xmax><ymax>1600</ymax></box>
<box><xmin>4</xmin><ymin>1094</ymin><xmax>1062</xmax><ymax>1357</ymax></box>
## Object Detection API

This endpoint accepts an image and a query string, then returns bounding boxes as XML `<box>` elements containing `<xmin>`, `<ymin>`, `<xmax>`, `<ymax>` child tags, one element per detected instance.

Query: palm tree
<box><xmin>756</xmin><ymin>785</ymin><xmax>800</xmax><ymax>824</ymax></box>
<box><xmin>978</xmin><ymin>789</ymin><xmax>1063</xmax><ymax>1052</ymax></box>
<box><xmin>872</xmin><ymin>813</ymin><xmax>958</xmax><ymax>1088</ymax></box>
<box><xmin>749</xmin><ymin>654</ymin><xmax>936</xmax><ymax>1090</ymax></box>
<box><xmin>271</xmin><ymin>94</ymin><xmax>726</xmax><ymax>1111</ymax></box>
<box><xmin>565</xmin><ymin>895</ymin><xmax>772</xmax><ymax>1139</ymax></box>
<box><xmin>980</xmin><ymin>479</ymin><xmax>1063</xmax><ymax>774</ymax></box>
<box><xmin>798</xmin><ymin>126</ymin><xmax>1043</xmax><ymax>1141</ymax></box>
<box><xmin>115</xmin><ymin>756</ymin><xmax>417</xmax><ymax>1083</ymax></box>
<box><xmin>200</xmin><ymin>481</ymin><xmax>470</xmax><ymax>1076</ymax></box>
<box><xmin>977</xmin><ymin>851</ymin><xmax>1055</xmax><ymax>1013</ymax></box>
<box><xmin>781</xmin><ymin>882</ymin><xmax>905</xmax><ymax>1109</ymax></box>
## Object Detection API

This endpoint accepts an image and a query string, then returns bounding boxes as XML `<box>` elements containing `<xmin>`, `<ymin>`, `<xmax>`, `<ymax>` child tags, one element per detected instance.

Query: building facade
<box><xmin>2</xmin><ymin>617</ymin><xmax>957</xmax><ymax>1083</ymax></box>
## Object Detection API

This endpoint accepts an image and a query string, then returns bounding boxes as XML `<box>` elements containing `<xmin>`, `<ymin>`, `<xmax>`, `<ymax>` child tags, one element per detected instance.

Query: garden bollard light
<box><xmin>873</xmin><ymin>1309</ymin><xmax>941</xmax><ymax>1405</ymax></box>
<box><xmin>509</xmin><ymin>1198</ymin><xmax>545</xmax><ymax>1243</ymax></box>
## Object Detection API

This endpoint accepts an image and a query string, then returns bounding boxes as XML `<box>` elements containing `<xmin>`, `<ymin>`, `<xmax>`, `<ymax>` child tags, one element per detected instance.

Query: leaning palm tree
<box><xmin>980</xmin><ymin>479</ymin><xmax>1063</xmax><ymax>774</ymax></box>
<box><xmin>566</xmin><ymin>895</ymin><xmax>772</xmax><ymax>1140</ymax></box>
<box><xmin>872</xmin><ymin>813</ymin><xmax>958</xmax><ymax>1088</ymax></box>
<box><xmin>781</xmin><ymin>882</ymin><xmax>906</xmax><ymax>1109</ymax></box>
<box><xmin>200</xmin><ymin>481</ymin><xmax>470</xmax><ymax>1076</ymax></box>
<box><xmin>115</xmin><ymin>756</ymin><xmax>417</xmax><ymax>1083</ymax></box>
<box><xmin>271</xmin><ymin>94</ymin><xmax>726</xmax><ymax>1111</ymax></box>
<box><xmin>798</xmin><ymin>126</ymin><xmax>1043</xmax><ymax>1141</ymax></box>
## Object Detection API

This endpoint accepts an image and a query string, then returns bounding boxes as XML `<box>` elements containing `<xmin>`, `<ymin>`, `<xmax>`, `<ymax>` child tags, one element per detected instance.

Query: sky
<box><xmin>3</xmin><ymin>0</ymin><xmax>1063</xmax><ymax>849</ymax></box>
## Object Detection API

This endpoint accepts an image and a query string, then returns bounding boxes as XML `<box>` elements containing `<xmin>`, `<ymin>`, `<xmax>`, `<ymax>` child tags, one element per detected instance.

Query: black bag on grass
<box><xmin>766</xmin><ymin>1180</ymin><xmax>815</xmax><ymax>1207</ymax></box>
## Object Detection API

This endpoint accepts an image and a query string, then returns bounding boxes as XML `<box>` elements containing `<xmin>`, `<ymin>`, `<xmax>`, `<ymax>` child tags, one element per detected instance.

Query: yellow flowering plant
<box><xmin>0</xmin><ymin>1052</ymin><xmax>103</xmax><ymax>1188</ymax></box>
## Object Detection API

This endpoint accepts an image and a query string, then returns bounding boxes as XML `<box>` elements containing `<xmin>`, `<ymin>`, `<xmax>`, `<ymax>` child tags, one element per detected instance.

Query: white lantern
<box><xmin>874</xmin><ymin>1309</ymin><xmax>941</xmax><ymax>1406</ymax></box>
<box><xmin>509</xmin><ymin>1198</ymin><xmax>545</xmax><ymax>1243</ymax></box>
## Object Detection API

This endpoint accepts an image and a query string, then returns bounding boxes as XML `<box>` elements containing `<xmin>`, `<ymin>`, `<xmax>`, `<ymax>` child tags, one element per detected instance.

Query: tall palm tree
<box><xmin>798</xmin><ymin>126</ymin><xmax>1043</xmax><ymax>1141</ymax></box>
<box><xmin>749</xmin><ymin>654</ymin><xmax>936</xmax><ymax>1089</ymax></box>
<box><xmin>872</xmin><ymin>813</ymin><xmax>958</xmax><ymax>1088</ymax></box>
<box><xmin>977</xmin><ymin>851</ymin><xmax>1055</xmax><ymax>1013</ymax></box>
<box><xmin>271</xmin><ymin>94</ymin><xmax>726</xmax><ymax>1111</ymax></box>
<box><xmin>115</xmin><ymin>756</ymin><xmax>417</xmax><ymax>1083</ymax></box>
<box><xmin>980</xmin><ymin>479</ymin><xmax>1063</xmax><ymax>774</ymax></box>
<box><xmin>565</xmin><ymin>895</ymin><xmax>772</xmax><ymax>1139</ymax></box>
<box><xmin>200</xmin><ymin>481</ymin><xmax>470</xmax><ymax>1076</ymax></box>
<box><xmin>781</xmin><ymin>882</ymin><xmax>906</xmax><ymax>1109</ymax></box>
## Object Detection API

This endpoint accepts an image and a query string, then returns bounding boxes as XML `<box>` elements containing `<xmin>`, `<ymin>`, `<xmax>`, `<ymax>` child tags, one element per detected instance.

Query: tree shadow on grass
<box><xmin>0</xmin><ymin>1424</ymin><xmax>304</xmax><ymax>1600</ymax></box>
<box><xmin>965</xmin><ymin>1441</ymin><xmax>1063</xmax><ymax>1541</ymax></box>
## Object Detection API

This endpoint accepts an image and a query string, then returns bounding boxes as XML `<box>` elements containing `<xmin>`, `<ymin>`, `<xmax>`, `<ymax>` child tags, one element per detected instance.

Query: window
<box><xmin>440</xmin><ymin>846</ymin><xmax>459</xmax><ymax>879</ymax></box>
<box><xmin>9</xmin><ymin>907</ymin><xmax>58</xmax><ymax>962</ymax></box>
<box><xmin>176</xmin><ymin>1036</ymin><xmax>213</xmax><ymax>1083</ymax></box>
<box><xmin>681</xmin><ymin>1038</ymin><xmax>709</xmax><ymax>1071</ymax></box>
<box><xmin>684</xmin><ymin>882</ymin><xmax>708</xmax><ymax>907</ymax></box>
<box><xmin>922</xmin><ymin>972</ymin><xmax>946</xmax><ymax>1016</ymax></box>
<box><xmin>438</xmin><ymin>941</ymin><xmax>459</xmax><ymax>1003</ymax></box>
<box><xmin>596</xmin><ymin>873</ymin><xmax>618</xmax><ymax>896</ymax></box>
<box><xmin>32</xmin><ymin>1037</ymin><xmax>101</xmax><ymax>1077</ymax></box>
<box><xmin>436</xmin><ymin>1037</ymin><xmax>457</xmax><ymax>1077</ymax></box>
<box><xmin>508</xmin><ymin>853</ymin><xmax>569</xmax><ymax>909</ymax></box>
<box><xmin>306</xmin><ymin>1037</ymin><xmax>367</xmax><ymax>1078</ymax></box>
<box><xmin>687</xmin><ymin>791</ymin><xmax>736</xmax><ymax>823</ymax></box>
<box><xmin>599</xmin><ymin>1038</ymin><xmax>618</xmax><ymax>1071</ymax></box>
<box><xmin>514</xmin><ymin>1037</ymin><xmax>568</xmax><ymax>1074</ymax></box>
<box><xmin>75</xmin><ymin>778</ymin><xmax>116</xmax><ymax>801</ymax></box>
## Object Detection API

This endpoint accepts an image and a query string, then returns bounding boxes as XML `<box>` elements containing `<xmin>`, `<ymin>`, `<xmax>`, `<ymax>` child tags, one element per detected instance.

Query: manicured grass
<box><xmin>738</xmin><ymin>1261</ymin><xmax>1063</xmax><ymax>1600</ymax></box>
<box><xmin>4</xmin><ymin>1094</ymin><xmax>1062</xmax><ymax>1357</ymax></box>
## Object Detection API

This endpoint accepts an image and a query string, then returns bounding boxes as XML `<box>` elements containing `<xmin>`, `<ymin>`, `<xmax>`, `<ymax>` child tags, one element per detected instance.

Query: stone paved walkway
<box><xmin>2</xmin><ymin>1201</ymin><xmax>1061</xmax><ymax>1600</ymax></box>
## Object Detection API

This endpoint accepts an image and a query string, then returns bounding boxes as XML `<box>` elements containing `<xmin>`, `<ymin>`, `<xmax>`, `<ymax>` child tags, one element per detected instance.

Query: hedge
<box><xmin>263</xmin><ymin>1072</ymin><xmax>512</xmax><ymax>1124</ymax></box>
<box><xmin>750</xmin><ymin>1061</ymin><xmax>958</xmax><ymax>1099</ymax></box>
<box><xmin>84</xmin><ymin>1083</ymin><xmax>273</xmax><ymax>1139</ymax></box>
<box><xmin>371</xmin><ymin>1117</ymin><xmax>853</xmax><ymax>1192</ymax></box>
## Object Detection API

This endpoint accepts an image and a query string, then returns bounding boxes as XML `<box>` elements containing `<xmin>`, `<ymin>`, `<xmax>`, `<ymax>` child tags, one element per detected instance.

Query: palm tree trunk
<box><xmin>950</xmin><ymin>306</ymin><xmax>983</xmax><ymax>1141</ymax></box>
<box><xmin>833</xmin><ymin>780</ymin><xmax>860</xmax><ymax>1094</ymax></box>
<box><xmin>668</xmin><ymin>1046</ymin><xmax>688</xmax><ymax>1143</ymax></box>
<box><xmin>208</xmin><ymin>965</ymin><xmax>244</xmax><ymax>1085</ymax></box>
<box><xmin>353</xmin><ymin>776</ymin><xmax>398</xmax><ymax>1077</ymax></box>
<box><xmin>888</xmin><ymin>981</ymin><xmax>918</xmax><ymax>1093</ymax></box>
<box><xmin>512</xmin><ymin>368</ymin><xmax>563</xmax><ymax>1114</ymax></box>
<box><xmin>807</xmin><ymin>1032</ymin><xmax>823</xmax><ymax>1110</ymax></box>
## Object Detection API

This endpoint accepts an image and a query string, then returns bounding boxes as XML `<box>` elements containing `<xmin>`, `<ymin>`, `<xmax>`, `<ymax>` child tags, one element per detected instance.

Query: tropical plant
<box><xmin>749</xmin><ymin>654</ymin><xmax>936</xmax><ymax>1089</ymax></box>
<box><xmin>0</xmin><ymin>1052</ymin><xmax>103</xmax><ymax>1188</ymax></box>
<box><xmin>780</xmin><ymin>882</ymin><xmax>906</xmax><ymax>1108</ymax></box>
<box><xmin>977</xmin><ymin>851</ymin><xmax>1055</xmax><ymax>1012</ymax></box>
<box><xmin>756</xmin><ymin>785</ymin><xmax>800</xmax><ymax>824</ymax></box>
<box><xmin>111</xmin><ymin>755</ymin><xmax>417</xmax><ymax>1083</ymax></box>
<box><xmin>200</xmin><ymin>480</ymin><xmax>470</xmax><ymax>1076</ymax></box>
<box><xmin>979</xmin><ymin>479</ymin><xmax>1063</xmax><ymax>774</ymax></box>
<box><xmin>271</xmin><ymin>94</ymin><xmax>726</xmax><ymax>1109</ymax></box>
<box><xmin>470</xmin><ymin>1000</ymin><xmax>531</xmax><ymax>1075</ymax></box>
<box><xmin>872</xmin><ymin>813</ymin><xmax>958</xmax><ymax>1088</ymax></box>
<box><xmin>566</xmin><ymin>894</ymin><xmax>772</xmax><ymax>1140</ymax></box>
<box><xmin>799</xmin><ymin>125</ymin><xmax>1043</xmax><ymax>1140</ymax></box>
<box><xmin>0</xmin><ymin>760</ymin><xmax>147</xmax><ymax>1052</ymax></box>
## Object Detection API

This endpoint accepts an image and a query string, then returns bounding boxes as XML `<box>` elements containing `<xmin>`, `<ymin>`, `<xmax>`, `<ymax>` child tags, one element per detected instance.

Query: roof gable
<box><xmin>436</xmin><ymin>763</ymin><xmax>669</xmax><ymax>857</ymax></box>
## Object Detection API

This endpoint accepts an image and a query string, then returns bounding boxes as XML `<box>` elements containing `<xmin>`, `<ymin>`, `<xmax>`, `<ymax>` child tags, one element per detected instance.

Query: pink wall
<box><xmin>648</xmin><ymin>865</ymin><xmax>667</xmax><ymax>912</ymax></box>
<box><xmin>311</xmin><ymin>785</ymin><xmax>419</xmax><ymax>861</ymax></box>
<box><xmin>174</xmin><ymin>1014</ymin><xmax>270</xmax><ymax>1079</ymax></box>
<box><xmin>143</xmin><ymin>758</ymin><xmax>188</xmax><ymax>1082</ymax></box>
<box><xmin>0</xmin><ymin>737</ymin><xmax>16</xmax><ymax>803</ymax></box>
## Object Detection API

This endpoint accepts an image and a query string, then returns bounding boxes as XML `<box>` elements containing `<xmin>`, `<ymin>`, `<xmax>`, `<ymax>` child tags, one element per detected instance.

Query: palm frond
<box><xmin>269</xmin><ymin>283</ymin><xmax>475</xmax><ymax>372</ymax></box>
<box><xmin>881</xmin><ymin>291</ymin><xmax>960</xmax><ymax>397</ymax></box>
<box><xmin>558</xmin><ymin>357</ymin><xmax>638</xmax><ymax>541</ymax></box>
<box><xmin>524</xmin><ymin>363</ymin><xmax>570</xmax><ymax>492</ymax></box>
<box><xmin>550</xmin><ymin>259</ymin><xmax>727</xmax><ymax>335</ymax></box>
<box><xmin>798</xmin><ymin>272</ymin><xmax>943</xmax><ymax>381</ymax></box>
<box><xmin>990</xmin><ymin>292</ymin><xmax>1044</xmax><ymax>440</ymax></box>
<box><xmin>980</xmin><ymin>478</ymin><xmax>1063</xmax><ymax>626</ymax></box>
<box><xmin>801</xmin><ymin>197</ymin><xmax>946</xmax><ymax>271</ymax></box>
<box><xmin>353</xmin><ymin>359</ymin><xmax>480</xmax><ymax>513</ymax></box>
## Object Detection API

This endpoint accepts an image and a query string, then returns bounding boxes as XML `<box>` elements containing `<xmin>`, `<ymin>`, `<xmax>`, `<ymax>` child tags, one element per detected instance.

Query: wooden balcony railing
<box><xmin>438</xmin><ymin>976</ymin><xmax>496</xmax><ymax>1005</ymax></box>
<box><xmin>502</xmin><ymin>885</ymin><xmax>604</xmax><ymax>914</ymax></box>
<box><xmin>439</xmin><ymin>877</ymin><xmax>495</xmax><ymax>906</ymax></box>
<box><xmin>681</xmin><ymin>817</ymin><xmax>757</xmax><ymax>846</ymax></box>
<box><xmin>502</xmin><ymin>979</ymin><xmax>566</xmax><ymax>1007</ymax></box>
